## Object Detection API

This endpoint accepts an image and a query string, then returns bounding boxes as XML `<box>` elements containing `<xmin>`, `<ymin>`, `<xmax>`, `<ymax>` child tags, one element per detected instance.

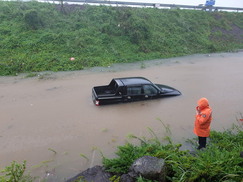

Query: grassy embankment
<box><xmin>0</xmin><ymin>1</ymin><xmax>243</xmax><ymax>76</ymax></box>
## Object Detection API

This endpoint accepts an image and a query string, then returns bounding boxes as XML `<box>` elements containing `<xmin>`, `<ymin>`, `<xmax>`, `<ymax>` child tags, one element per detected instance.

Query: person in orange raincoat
<box><xmin>194</xmin><ymin>97</ymin><xmax>212</xmax><ymax>150</ymax></box>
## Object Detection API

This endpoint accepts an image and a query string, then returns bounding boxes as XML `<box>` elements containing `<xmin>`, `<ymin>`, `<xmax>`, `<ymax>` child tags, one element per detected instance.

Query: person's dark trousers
<box><xmin>198</xmin><ymin>137</ymin><xmax>207</xmax><ymax>150</ymax></box>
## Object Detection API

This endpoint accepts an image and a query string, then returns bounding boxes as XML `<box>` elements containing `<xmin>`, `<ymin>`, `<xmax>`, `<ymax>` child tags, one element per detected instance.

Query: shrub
<box><xmin>103</xmin><ymin>124</ymin><xmax>243</xmax><ymax>182</ymax></box>
<box><xmin>0</xmin><ymin>161</ymin><xmax>35</xmax><ymax>182</ymax></box>
<box><xmin>24</xmin><ymin>9</ymin><xmax>43</xmax><ymax>30</ymax></box>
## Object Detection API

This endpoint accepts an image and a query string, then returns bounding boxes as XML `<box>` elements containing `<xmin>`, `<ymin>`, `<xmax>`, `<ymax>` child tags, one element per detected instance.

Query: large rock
<box><xmin>66</xmin><ymin>165</ymin><xmax>112</xmax><ymax>182</ymax></box>
<box><xmin>129</xmin><ymin>156</ymin><xmax>166</xmax><ymax>182</ymax></box>
<box><xmin>119</xmin><ymin>174</ymin><xmax>135</xmax><ymax>182</ymax></box>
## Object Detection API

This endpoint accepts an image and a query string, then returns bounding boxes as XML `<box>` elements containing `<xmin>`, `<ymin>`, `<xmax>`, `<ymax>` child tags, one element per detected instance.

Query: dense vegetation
<box><xmin>0</xmin><ymin>1</ymin><xmax>243</xmax><ymax>76</ymax></box>
<box><xmin>102</xmin><ymin>124</ymin><xmax>243</xmax><ymax>182</ymax></box>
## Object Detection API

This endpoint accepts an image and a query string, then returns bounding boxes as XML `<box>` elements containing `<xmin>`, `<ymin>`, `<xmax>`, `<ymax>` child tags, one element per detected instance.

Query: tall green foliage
<box><xmin>103</xmin><ymin>125</ymin><xmax>243</xmax><ymax>182</ymax></box>
<box><xmin>0</xmin><ymin>1</ymin><xmax>243</xmax><ymax>76</ymax></box>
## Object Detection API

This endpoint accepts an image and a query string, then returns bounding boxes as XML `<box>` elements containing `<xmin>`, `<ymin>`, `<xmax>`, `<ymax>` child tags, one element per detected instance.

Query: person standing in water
<box><xmin>194</xmin><ymin>97</ymin><xmax>212</xmax><ymax>150</ymax></box>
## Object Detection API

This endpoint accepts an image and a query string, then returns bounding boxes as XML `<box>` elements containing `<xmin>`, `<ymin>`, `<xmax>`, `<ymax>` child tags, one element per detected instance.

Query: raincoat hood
<box><xmin>197</xmin><ymin>97</ymin><xmax>209</xmax><ymax>110</ymax></box>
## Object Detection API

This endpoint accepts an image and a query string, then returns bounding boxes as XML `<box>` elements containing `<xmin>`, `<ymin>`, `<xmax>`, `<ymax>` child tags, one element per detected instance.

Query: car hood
<box><xmin>155</xmin><ymin>84</ymin><xmax>181</xmax><ymax>96</ymax></box>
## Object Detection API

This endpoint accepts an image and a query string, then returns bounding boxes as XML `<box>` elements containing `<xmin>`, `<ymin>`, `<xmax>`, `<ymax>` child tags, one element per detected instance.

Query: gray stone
<box><xmin>119</xmin><ymin>174</ymin><xmax>135</xmax><ymax>182</ymax></box>
<box><xmin>129</xmin><ymin>156</ymin><xmax>166</xmax><ymax>181</ymax></box>
<box><xmin>66</xmin><ymin>165</ymin><xmax>112</xmax><ymax>182</ymax></box>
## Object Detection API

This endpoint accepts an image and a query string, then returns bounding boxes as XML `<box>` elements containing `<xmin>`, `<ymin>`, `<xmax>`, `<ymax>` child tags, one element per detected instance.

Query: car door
<box><xmin>126</xmin><ymin>85</ymin><xmax>143</xmax><ymax>101</ymax></box>
<box><xmin>143</xmin><ymin>84</ymin><xmax>159</xmax><ymax>99</ymax></box>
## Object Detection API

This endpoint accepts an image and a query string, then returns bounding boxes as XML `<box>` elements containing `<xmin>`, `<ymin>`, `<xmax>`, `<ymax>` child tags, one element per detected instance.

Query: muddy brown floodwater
<box><xmin>1</xmin><ymin>52</ymin><xmax>243</xmax><ymax>181</ymax></box>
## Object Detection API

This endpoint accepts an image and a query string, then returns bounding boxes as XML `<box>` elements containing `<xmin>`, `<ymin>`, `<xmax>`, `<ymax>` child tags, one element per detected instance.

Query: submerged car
<box><xmin>92</xmin><ymin>77</ymin><xmax>181</xmax><ymax>106</ymax></box>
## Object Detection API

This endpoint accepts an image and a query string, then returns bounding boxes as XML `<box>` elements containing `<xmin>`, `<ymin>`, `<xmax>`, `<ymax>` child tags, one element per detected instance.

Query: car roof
<box><xmin>114</xmin><ymin>77</ymin><xmax>152</xmax><ymax>86</ymax></box>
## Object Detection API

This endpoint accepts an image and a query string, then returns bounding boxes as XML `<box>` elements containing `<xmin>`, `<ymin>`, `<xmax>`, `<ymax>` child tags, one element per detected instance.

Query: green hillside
<box><xmin>0</xmin><ymin>1</ymin><xmax>243</xmax><ymax>76</ymax></box>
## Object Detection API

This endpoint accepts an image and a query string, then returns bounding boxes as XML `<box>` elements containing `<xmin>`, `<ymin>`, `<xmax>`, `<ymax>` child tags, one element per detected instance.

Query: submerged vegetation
<box><xmin>0</xmin><ymin>1</ymin><xmax>243</xmax><ymax>75</ymax></box>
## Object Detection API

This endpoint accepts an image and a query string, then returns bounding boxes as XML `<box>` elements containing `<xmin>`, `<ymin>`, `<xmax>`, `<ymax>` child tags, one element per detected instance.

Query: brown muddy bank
<box><xmin>0</xmin><ymin>51</ymin><xmax>243</xmax><ymax>181</ymax></box>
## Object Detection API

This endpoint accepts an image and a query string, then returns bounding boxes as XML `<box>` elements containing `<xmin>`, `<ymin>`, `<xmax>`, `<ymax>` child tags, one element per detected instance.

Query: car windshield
<box><xmin>143</xmin><ymin>85</ymin><xmax>158</xmax><ymax>94</ymax></box>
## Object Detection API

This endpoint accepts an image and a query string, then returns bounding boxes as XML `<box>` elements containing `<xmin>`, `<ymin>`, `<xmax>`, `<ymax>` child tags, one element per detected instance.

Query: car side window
<box><xmin>127</xmin><ymin>86</ymin><xmax>142</xmax><ymax>95</ymax></box>
<box><xmin>143</xmin><ymin>85</ymin><xmax>158</xmax><ymax>95</ymax></box>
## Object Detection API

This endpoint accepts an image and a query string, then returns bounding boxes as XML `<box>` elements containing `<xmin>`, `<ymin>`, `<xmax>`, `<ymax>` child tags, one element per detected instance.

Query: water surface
<box><xmin>1</xmin><ymin>52</ymin><xmax>243</xmax><ymax>181</ymax></box>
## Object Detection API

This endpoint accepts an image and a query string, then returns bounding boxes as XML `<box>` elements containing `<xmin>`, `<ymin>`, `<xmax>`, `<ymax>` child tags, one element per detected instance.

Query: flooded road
<box><xmin>1</xmin><ymin>52</ymin><xmax>243</xmax><ymax>181</ymax></box>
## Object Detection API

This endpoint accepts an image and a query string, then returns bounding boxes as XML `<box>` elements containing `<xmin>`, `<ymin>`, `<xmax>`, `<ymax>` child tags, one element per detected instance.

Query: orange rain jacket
<box><xmin>194</xmin><ymin>98</ymin><xmax>212</xmax><ymax>137</ymax></box>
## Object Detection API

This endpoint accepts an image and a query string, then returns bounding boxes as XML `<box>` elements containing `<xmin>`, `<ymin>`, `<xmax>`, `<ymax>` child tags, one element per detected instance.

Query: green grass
<box><xmin>0</xmin><ymin>1</ymin><xmax>243</xmax><ymax>76</ymax></box>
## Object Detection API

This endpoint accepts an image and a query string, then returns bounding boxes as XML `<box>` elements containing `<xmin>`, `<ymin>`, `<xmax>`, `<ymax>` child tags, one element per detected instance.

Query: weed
<box><xmin>48</xmin><ymin>148</ymin><xmax>57</xmax><ymax>154</ymax></box>
<box><xmin>31</xmin><ymin>160</ymin><xmax>54</xmax><ymax>169</ymax></box>
<box><xmin>0</xmin><ymin>161</ymin><xmax>35</xmax><ymax>182</ymax></box>
<box><xmin>79</xmin><ymin>153</ymin><xmax>89</xmax><ymax>161</ymax></box>
<box><xmin>25</xmin><ymin>72</ymin><xmax>38</xmax><ymax>78</ymax></box>
<box><xmin>102</xmin><ymin>128</ymin><xmax>108</xmax><ymax>132</ymax></box>
<box><xmin>109</xmin><ymin>175</ymin><xmax>120</xmax><ymax>182</ymax></box>
<box><xmin>102</xmin><ymin>122</ymin><xmax>243</xmax><ymax>182</ymax></box>
<box><xmin>140</xmin><ymin>62</ymin><xmax>146</xmax><ymax>69</ymax></box>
